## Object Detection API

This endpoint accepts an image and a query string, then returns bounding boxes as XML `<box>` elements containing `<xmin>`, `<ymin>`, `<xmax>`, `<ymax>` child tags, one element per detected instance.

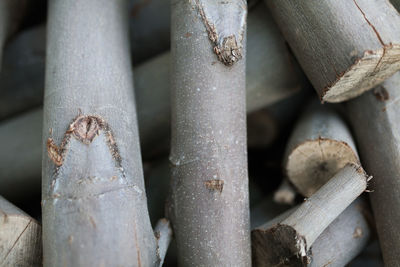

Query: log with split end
<box><xmin>252</xmin><ymin>197</ymin><xmax>372</xmax><ymax>267</ymax></box>
<box><xmin>252</xmin><ymin>164</ymin><xmax>371</xmax><ymax>266</ymax></box>
<box><xmin>265</xmin><ymin>0</ymin><xmax>400</xmax><ymax>102</ymax></box>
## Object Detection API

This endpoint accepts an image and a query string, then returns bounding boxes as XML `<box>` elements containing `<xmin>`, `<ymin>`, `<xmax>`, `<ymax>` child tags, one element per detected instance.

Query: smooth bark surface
<box><xmin>252</xmin><ymin>164</ymin><xmax>369</xmax><ymax>266</ymax></box>
<box><xmin>252</xmin><ymin>198</ymin><xmax>371</xmax><ymax>267</ymax></box>
<box><xmin>43</xmin><ymin>0</ymin><xmax>158</xmax><ymax>266</ymax></box>
<box><xmin>309</xmin><ymin>199</ymin><xmax>371</xmax><ymax>267</ymax></box>
<box><xmin>347</xmin><ymin>72</ymin><xmax>400</xmax><ymax>266</ymax></box>
<box><xmin>0</xmin><ymin>196</ymin><xmax>42</xmax><ymax>267</ymax></box>
<box><xmin>285</xmin><ymin>100</ymin><xmax>359</xmax><ymax>197</ymax></box>
<box><xmin>169</xmin><ymin>0</ymin><xmax>250</xmax><ymax>266</ymax></box>
<box><xmin>265</xmin><ymin>0</ymin><xmax>400</xmax><ymax>102</ymax></box>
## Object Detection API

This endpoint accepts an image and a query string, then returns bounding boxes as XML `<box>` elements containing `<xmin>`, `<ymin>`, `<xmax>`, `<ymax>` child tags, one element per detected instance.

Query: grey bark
<box><xmin>308</xmin><ymin>199</ymin><xmax>371</xmax><ymax>267</ymax></box>
<box><xmin>0</xmin><ymin>196</ymin><xmax>42</xmax><ymax>267</ymax></box>
<box><xmin>42</xmin><ymin>0</ymin><xmax>159</xmax><ymax>266</ymax></box>
<box><xmin>284</xmin><ymin>99</ymin><xmax>359</xmax><ymax>197</ymax></box>
<box><xmin>154</xmin><ymin>219</ymin><xmax>173</xmax><ymax>267</ymax></box>
<box><xmin>0</xmin><ymin>3</ymin><xmax>304</xmax><ymax>198</ymax></box>
<box><xmin>251</xmin><ymin>164</ymin><xmax>370</xmax><ymax>266</ymax></box>
<box><xmin>0</xmin><ymin>0</ymin><xmax>27</xmax><ymax>71</ymax></box>
<box><xmin>169</xmin><ymin>0</ymin><xmax>250</xmax><ymax>266</ymax></box>
<box><xmin>347</xmin><ymin>72</ymin><xmax>400</xmax><ymax>266</ymax></box>
<box><xmin>252</xmin><ymin>198</ymin><xmax>371</xmax><ymax>267</ymax></box>
<box><xmin>265</xmin><ymin>0</ymin><xmax>400</xmax><ymax>103</ymax></box>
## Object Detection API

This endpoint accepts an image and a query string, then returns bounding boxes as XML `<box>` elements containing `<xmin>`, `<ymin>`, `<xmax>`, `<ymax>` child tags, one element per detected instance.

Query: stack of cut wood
<box><xmin>1</xmin><ymin>0</ymin><xmax>399</xmax><ymax>266</ymax></box>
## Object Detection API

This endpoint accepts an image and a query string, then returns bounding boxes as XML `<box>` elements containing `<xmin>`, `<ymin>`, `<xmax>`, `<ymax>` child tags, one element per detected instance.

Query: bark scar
<box><xmin>46</xmin><ymin>114</ymin><xmax>122</xmax><ymax>170</ymax></box>
<box><xmin>204</xmin><ymin>179</ymin><xmax>224</xmax><ymax>192</ymax></box>
<box><xmin>194</xmin><ymin>0</ymin><xmax>247</xmax><ymax>66</ymax></box>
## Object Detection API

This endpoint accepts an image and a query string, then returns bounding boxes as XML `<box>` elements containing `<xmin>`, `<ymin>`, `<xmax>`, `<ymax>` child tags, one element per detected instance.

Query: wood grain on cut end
<box><xmin>252</xmin><ymin>224</ymin><xmax>309</xmax><ymax>267</ymax></box>
<box><xmin>286</xmin><ymin>138</ymin><xmax>359</xmax><ymax>197</ymax></box>
<box><xmin>0</xmin><ymin>198</ymin><xmax>42</xmax><ymax>266</ymax></box>
<box><xmin>322</xmin><ymin>45</ymin><xmax>400</xmax><ymax>102</ymax></box>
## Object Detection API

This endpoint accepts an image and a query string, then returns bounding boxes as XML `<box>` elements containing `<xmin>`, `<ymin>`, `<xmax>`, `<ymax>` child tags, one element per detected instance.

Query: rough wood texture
<box><xmin>347</xmin><ymin>72</ymin><xmax>400</xmax><ymax>266</ymax></box>
<box><xmin>42</xmin><ymin>0</ymin><xmax>158</xmax><ymax>265</ymax></box>
<box><xmin>265</xmin><ymin>0</ymin><xmax>400</xmax><ymax>102</ymax></box>
<box><xmin>252</xmin><ymin>198</ymin><xmax>371</xmax><ymax>267</ymax></box>
<box><xmin>252</xmin><ymin>164</ymin><xmax>369</xmax><ymax>266</ymax></box>
<box><xmin>285</xmin><ymin>100</ymin><xmax>359</xmax><ymax>197</ymax></box>
<box><xmin>169</xmin><ymin>0</ymin><xmax>250</xmax><ymax>265</ymax></box>
<box><xmin>0</xmin><ymin>196</ymin><xmax>42</xmax><ymax>267</ymax></box>
<box><xmin>0</xmin><ymin>0</ymin><xmax>27</xmax><ymax>71</ymax></box>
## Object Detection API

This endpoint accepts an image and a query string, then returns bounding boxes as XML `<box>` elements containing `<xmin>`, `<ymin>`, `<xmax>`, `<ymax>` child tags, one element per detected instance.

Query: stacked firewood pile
<box><xmin>1</xmin><ymin>0</ymin><xmax>399</xmax><ymax>266</ymax></box>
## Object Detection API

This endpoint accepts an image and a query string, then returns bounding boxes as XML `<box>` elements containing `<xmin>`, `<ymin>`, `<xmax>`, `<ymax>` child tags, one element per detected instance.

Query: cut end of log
<box><xmin>252</xmin><ymin>224</ymin><xmax>310</xmax><ymax>267</ymax></box>
<box><xmin>322</xmin><ymin>45</ymin><xmax>400</xmax><ymax>103</ymax></box>
<box><xmin>286</xmin><ymin>138</ymin><xmax>359</xmax><ymax>197</ymax></box>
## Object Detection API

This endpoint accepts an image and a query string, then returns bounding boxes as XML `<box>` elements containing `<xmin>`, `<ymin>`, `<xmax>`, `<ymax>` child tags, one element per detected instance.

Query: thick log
<box><xmin>168</xmin><ymin>0</ymin><xmax>250</xmax><ymax>265</ymax></box>
<box><xmin>347</xmin><ymin>72</ymin><xmax>400</xmax><ymax>266</ymax></box>
<box><xmin>265</xmin><ymin>0</ymin><xmax>400</xmax><ymax>102</ymax></box>
<box><xmin>284</xmin><ymin>100</ymin><xmax>359</xmax><ymax>197</ymax></box>
<box><xmin>42</xmin><ymin>0</ymin><xmax>159</xmax><ymax>265</ymax></box>
<box><xmin>251</xmin><ymin>164</ymin><xmax>369</xmax><ymax>266</ymax></box>
<box><xmin>252</xmin><ymin>198</ymin><xmax>371</xmax><ymax>267</ymax></box>
<box><xmin>0</xmin><ymin>196</ymin><xmax>42</xmax><ymax>267</ymax></box>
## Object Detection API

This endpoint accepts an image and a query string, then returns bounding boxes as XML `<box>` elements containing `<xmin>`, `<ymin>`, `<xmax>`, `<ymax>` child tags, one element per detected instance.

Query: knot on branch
<box><xmin>46</xmin><ymin>114</ymin><xmax>122</xmax><ymax>169</ymax></box>
<box><xmin>214</xmin><ymin>35</ymin><xmax>242</xmax><ymax>66</ymax></box>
